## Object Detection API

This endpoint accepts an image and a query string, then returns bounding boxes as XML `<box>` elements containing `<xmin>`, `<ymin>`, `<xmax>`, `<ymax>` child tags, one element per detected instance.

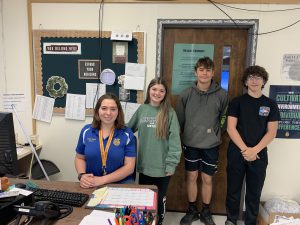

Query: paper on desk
<box><xmin>271</xmin><ymin>215</ymin><xmax>300</xmax><ymax>225</ymax></box>
<box><xmin>86</xmin><ymin>187</ymin><xmax>156</xmax><ymax>210</ymax></box>
<box><xmin>79</xmin><ymin>210</ymin><xmax>116</xmax><ymax>225</ymax></box>
<box><xmin>17</xmin><ymin>147</ymin><xmax>29</xmax><ymax>155</ymax></box>
<box><xmin>87</xmin><ymin>187</ymin><xmax>108</xmax><ymax>207</ymax></box>
<box><xmin>101</xmin><ymin>187</ymin><xmax>155</xmax><ymax>208</ymax></box>
<box><xmin>8</xmin><ymin>187</ymin><xmax>32</xmax><ymax>196</ymax></box>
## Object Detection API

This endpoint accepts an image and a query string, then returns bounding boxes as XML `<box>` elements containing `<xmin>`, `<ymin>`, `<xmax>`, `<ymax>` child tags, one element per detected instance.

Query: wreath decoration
<box><xmin>46</xmin><ymin>76</ymin><xmax>68</xmax><ymax>98</ymax></box>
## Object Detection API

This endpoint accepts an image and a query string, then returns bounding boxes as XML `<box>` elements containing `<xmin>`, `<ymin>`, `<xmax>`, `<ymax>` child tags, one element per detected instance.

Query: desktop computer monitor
<box><xmin>0</xmin><ymin>112</ymin><xmax>18</xmax><ymax>177</ymax></box>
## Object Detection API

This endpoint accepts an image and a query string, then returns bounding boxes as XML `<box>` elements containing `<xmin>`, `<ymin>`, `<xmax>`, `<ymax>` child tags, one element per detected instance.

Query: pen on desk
<box><xmin>107</xmin><ymin>218</ymin><xmax>113</xmax><ymax>225</ymax></box>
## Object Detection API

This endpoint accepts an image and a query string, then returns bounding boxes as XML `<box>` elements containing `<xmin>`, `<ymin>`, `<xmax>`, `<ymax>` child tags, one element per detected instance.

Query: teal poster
<box><xmin>171</xmin><ymin>44</ymin><xmax>214</xmax><ymax>95</ymax></box>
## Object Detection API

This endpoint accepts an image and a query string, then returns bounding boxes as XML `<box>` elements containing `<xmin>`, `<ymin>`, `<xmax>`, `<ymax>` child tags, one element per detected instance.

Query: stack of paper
<box><xmin>86</xmin><ymin>186</ymin><xmax>157</xmax><ymax>210</ymax></box>
<box><xmin>79</xmin><ymin>210</ymin><xmax>116</xmax><ymax>225</ymax></box>
<box><xmin>87</xmin><ymin>187</ymin><xmax>108</xmax><ymax>207</ymax></box>
<box><xmin>271</xmin><ymin>215</ymin><xmax>300</xmax><ymax>225</ymax></box>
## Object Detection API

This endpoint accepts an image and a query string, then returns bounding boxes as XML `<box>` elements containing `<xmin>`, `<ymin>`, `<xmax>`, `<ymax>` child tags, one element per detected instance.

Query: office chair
<box><xmin>31</xmin><ymin>160</ymin><xmax>60</xmax><ymax>180</ymax></box>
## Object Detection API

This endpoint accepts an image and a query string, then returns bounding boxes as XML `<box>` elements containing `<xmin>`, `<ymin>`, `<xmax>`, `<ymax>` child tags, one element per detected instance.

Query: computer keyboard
<box><xmin>27</xmin><ymin>187</ymin><xmax>89</xmax><ymax>207</ymax></box>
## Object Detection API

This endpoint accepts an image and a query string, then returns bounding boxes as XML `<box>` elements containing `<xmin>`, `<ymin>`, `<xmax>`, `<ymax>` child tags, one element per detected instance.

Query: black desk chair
<box><xmin>31</xmin><ymin>159</ymin><xmax>60</xmax><ymax>179</ymax></box>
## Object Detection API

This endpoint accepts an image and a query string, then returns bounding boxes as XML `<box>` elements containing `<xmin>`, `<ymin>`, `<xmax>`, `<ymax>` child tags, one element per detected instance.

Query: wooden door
<box><xmin>161</xmin><ymin>27</ymin><xmax>249</xmax><ymax>214</ymax></box>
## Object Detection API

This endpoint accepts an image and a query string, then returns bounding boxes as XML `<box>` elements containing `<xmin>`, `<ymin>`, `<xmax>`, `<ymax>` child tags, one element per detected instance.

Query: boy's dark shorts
<box><xmin>183</xmin><ymin>145</ymin><xmax>219</xmax><ymax>176</ymax></box>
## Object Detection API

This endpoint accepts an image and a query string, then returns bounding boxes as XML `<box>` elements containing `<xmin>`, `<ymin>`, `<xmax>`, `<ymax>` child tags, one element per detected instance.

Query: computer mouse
<box><xmin>15</xmin><ymin>183</ymin><xmax>27</xmax><ymax>189</ymax></box>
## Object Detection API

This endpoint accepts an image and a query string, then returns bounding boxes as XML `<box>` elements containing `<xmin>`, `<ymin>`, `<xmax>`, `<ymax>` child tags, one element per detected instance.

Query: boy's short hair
<box><xmin>194</xmin><ymin>57</ymin><xmax>214</xmax><ymax>71</ymax></box>
<box><xmin>242</xmin><ymin>65</ymin><xmax>269</xmax><ymax>88</ymax></box>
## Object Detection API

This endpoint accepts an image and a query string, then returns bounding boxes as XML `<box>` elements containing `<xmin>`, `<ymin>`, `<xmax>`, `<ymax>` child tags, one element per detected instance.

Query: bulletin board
<box><xmin>33</xmin><ymin>30</ymin><xmax>145</xmax><ymax>114</ymax></box>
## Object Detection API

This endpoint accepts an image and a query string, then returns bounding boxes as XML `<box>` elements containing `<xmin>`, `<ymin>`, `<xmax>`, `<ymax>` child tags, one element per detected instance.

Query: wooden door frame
<box><xmin>155</xmin><ymin>19</ymin><xmax>258</xmax><ymax>77</ymax></box>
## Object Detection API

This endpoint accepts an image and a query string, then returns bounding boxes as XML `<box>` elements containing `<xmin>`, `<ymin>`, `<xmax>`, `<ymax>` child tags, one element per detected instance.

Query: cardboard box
<box><xmin>258</xmin><ymin>202</ymin><xmax>300</xmax><ymax>225</ymax></box>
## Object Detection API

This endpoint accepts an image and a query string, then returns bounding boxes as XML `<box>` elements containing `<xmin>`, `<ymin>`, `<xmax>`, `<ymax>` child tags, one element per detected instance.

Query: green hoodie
<box><xmin>127</xmin><ymin>104</ymin><xmax>182</xmax><ymax>177</ymax></box>
<box><xmin>176</xmin><ymin>80</ymin><xmax>228</xmax><ymax>149</ymax></box>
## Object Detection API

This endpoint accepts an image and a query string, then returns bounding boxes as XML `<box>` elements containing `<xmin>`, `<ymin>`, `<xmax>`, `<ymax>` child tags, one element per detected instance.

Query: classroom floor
<box><xmin>164</xmin><ymin>211</ymin><xmax>245</xmax><ymax>225</ymax></box>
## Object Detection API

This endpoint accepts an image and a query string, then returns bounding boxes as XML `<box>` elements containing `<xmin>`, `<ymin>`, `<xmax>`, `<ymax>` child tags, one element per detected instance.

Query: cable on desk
<box><xmin>28</xmin><ymin>150</ymin><xmax>34</xmax><ymax>180</ymax></box>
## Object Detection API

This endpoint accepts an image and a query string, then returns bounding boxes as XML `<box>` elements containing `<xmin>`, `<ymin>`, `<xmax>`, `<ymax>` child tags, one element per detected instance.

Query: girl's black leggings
<box><xmin>139</xmin><ymin>173</ymin><xmax>171</xmax><ymax>225</ymax></box>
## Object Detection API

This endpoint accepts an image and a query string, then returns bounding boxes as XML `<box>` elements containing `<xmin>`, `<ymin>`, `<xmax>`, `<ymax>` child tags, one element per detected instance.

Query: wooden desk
<box><xmin>9</xmin><ymin>178</ymin><xmax>157</xmax><ymax>225</ymax></box>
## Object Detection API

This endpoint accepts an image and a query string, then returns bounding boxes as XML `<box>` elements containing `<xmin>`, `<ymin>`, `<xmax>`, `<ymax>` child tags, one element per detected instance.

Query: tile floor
<box><xmin>163</xmin><ymin>211</ymin><xmax>245</xmax><ymax>225</ymax></box>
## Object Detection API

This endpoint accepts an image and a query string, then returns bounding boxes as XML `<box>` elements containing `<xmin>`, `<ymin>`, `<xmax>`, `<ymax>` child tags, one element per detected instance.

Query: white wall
<box><xmin>1</xmin><ymin>0</ymin><xmax>300</xmax><ymax>202</ymax></box>
<box><xmin>0</xmin><ymin>0</ymin><xmax>5</xmax><ymax>96</ymax></box>
<box><xmin>0</xmin><ymin>0</ymin><xmax>32</xmax><ymax>139</ymax></box>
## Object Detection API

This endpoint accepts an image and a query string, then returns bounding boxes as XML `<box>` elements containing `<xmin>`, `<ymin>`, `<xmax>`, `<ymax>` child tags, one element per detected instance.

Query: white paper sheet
<box><xmin>32</xmin><ymin>95</ymin><xmax>55</xmax><ymax>123</ymax></box>
<box><xmin>124</xmin><ymin>76</ymin><xmax>144</xmax><ymax>90</ymax></box>
<box><xmin>86</xmin><ymin>83</ymin><xmax>106</xmax><ymax>109</ymax></box>
<box><xmin>124</xmin><ymin>62</ymin><xmax>145</xmax><ymax>90</ymax></box>
<box><xmin>116</xmin><ymin>44</ymin><xmax>125</xmax><ymax>56</ymax></box>
<box><xmin>281</xmin><ymin>54</ymin><xmax>300</xmax><ymax>81</ymax></box>
<box><xmin>2</xmin><ymin>93</ymin><xmax>26</xmax><ymax>112</ymax></box>
<box><xmin>79</xmin><ymin>210</ymin><xmax>116</xmax><ymax>225</ymax></box>
<box><xmin>101</xmin><ymin>187</ymin><xmax>155</xmax><ymax>208</ymax></box>
<box><xmin>65</xmin><ymin>93</ymin><xmax>86</xmax><ymax>120</ymax></box>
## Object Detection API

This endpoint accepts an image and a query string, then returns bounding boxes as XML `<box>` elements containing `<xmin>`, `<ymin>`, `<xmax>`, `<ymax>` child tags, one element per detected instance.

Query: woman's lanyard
<box><xmin>99</xmin><ymin>128</ymin><xmax>115</xmax><ymax>175</ymax></box>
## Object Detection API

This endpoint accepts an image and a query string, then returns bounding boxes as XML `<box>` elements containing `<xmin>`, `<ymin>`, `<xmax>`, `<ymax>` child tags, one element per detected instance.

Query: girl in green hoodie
<box><xmin>127</xmin><ymin>78</ymin><xmax>182</xmax><ymax>225</ymax></box>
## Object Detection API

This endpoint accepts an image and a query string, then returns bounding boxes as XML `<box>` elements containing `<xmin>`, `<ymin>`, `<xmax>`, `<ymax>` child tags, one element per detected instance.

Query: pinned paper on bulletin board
<box><xmin>124</xmin><ymin>62</ymin><xmax>146</xmax><ymax>90</ymax></box>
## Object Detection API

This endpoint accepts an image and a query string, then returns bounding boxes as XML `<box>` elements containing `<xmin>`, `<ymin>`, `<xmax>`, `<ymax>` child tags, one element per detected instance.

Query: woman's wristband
<box><xmin>78</xmin><ymin>172</ymin><xmax>86</xmax><ymax>181</ymax></box>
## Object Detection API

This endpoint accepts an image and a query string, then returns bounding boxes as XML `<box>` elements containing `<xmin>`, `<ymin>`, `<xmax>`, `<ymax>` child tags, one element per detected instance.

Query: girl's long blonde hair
<box><xmin>144</xmin><ymin>78</ymin><xmax>171</xmax><ymax>139</ymax></box>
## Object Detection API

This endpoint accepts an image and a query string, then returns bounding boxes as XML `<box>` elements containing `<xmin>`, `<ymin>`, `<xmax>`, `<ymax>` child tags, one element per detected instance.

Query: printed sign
<box><xmin>78</xmin><ymin>60</ymin><xmax>100</xmax><ymax>79</ymax></box>
<box><xmin>43</xmin><ymin>42</ymin><xmax>81</xmax><ymax>55</ymax></box>
<box><xmin>269</xmin><ymin>85</ymin><xmax>300</xmax><ymax>139</ymax></box>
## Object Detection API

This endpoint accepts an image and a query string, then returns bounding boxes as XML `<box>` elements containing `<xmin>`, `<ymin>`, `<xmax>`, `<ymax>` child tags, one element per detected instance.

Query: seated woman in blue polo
<box><xmin>75</xmin><ymin>93</ymin><xmax>136</xmax><ymax>188</ymax></box>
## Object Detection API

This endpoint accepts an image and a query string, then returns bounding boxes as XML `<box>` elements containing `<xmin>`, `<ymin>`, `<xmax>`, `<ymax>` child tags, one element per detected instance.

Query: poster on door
<box><xmin>269</xmin><ymin>85</ymin><xmax>300</xmax><ymax>139</ymax></box>
<box><xmin>171</xmin><ymin>44</ymin><xmax>214</xmax><ymax>95</ymax></box>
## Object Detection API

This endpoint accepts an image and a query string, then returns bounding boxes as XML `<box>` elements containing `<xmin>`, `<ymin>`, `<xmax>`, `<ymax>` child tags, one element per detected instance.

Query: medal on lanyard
<box><xmin>103</xmin><ymin>167</ymin><xmax>107</xmax><ymax>175</ymax></box>
<box><xmin>99</xmin><ymin>128</ymin><xmax>115</xmax><ymax>176</ymax></box>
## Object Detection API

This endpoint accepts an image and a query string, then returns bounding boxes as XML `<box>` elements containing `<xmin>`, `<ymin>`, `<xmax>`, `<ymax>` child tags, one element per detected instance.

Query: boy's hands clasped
<box><xmin>241</xmin><ymin>147</ymin><xmax>259</xmax><ymax>161</ymax></box>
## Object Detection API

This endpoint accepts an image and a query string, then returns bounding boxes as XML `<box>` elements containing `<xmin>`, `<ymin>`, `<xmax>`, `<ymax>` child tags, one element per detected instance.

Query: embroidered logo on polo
<box><xmin>87</xmin><ymin>137</ymin><xmax>97</xmax><ymax>142</ymax></box>
<box><xmin>113</xmin><ymin>138</ymin><xmax>120</xmax><ymax>146</ymax></box>
<box><xmin>259</xmin><ymin>106</ymin><xmax>270</xmax><ymax>116</ymax></box>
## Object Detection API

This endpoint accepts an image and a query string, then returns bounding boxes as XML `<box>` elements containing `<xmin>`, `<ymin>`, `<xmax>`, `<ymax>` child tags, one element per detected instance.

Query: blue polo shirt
<box><xmin>76</xmin><ymin>124</ymin><xmax>136</xmax><ymax>183</ymax></box>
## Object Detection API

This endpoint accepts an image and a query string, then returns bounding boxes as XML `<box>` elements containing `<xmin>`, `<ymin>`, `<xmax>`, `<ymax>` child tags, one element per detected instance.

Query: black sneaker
<box><xmin>199</xmin><ymin>210</ymin><xmax>216</xmax><ymax>225</ymax></box>
<box><xmin>180</xmin><ymin>207</ymin><xmax>200</xmax><ymax>225</ymax></box>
